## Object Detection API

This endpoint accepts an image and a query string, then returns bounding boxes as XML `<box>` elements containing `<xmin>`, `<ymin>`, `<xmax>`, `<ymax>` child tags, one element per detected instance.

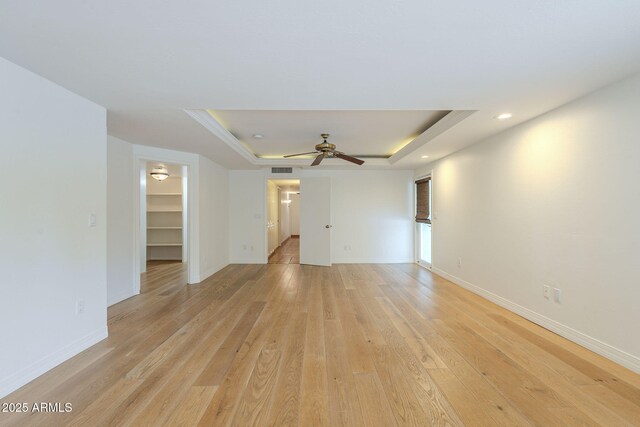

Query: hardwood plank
<box><xmin>266</xmin><ymin>311</ymin><xmax>307</xmax><ymax>426</ymax></box>
<box><xmin>353</xmin><ymin>372</ymin><xmax>398</xmax><ymax>427</ymax></box>
<box><xmin>164</xmin><ymin>386</ymin><xmax>219</xmax><ymax>426</ymax></box>
<box><xmin>195</xmin><ymin>301</ymin><xmax>266</xmax><ymax>386</ymax></box>
<box><xmin>1</xmin><ymin>262</ymin><xmax>639</xmax><ymax>427</ymax></box>
<box><xmin>299</xmin><ymin>274</ymin><xmax>330</xmax><ymax>427</ymax></box>
<box><xmin>231</xmin><ymin>349</ymin><xmax>281</xmax><ymax>426</ymax></box>
<box><xmin>323</xmin><ymin>319</ymin><xmax>364</xmax><ymax>427</ymax></box>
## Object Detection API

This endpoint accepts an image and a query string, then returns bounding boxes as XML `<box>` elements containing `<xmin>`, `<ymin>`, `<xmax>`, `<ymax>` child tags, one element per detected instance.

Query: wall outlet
<box><xmin>457</xmin><ymin>257</ymin><xmax>462</xmax><ymax>269</ymax></box>
<box><xmin>344</xmin><ymin>244</ymin><xmax>351</xmax><ymax>251</ymax></box>
<box><xmin>88</xmin><ymin>213</ymin><xmax>97</xmax><ymax>227</ymax></box>
<box><xmin>76</xmin><ymin>299</ymin><xmax>85</xmax><ymax>315</ymax></box>
<box><xmin>543</xmin><ymin>285</ymin><xmax>550</xmax><ymax>299</ymax></box>
<box><xmin>554</xmin><ymin>288</ymin><xmax>562</xmax><ymax>303</ymax></box>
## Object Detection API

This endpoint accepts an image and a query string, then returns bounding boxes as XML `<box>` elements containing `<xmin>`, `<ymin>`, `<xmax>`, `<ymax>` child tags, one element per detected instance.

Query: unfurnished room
<box><xmin>1</xmin><ymin>1</ymin><xmax>640</xmax><ymax>426</ymax></box>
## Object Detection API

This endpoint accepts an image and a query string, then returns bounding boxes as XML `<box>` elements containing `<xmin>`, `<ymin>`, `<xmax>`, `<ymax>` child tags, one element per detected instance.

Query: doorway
<box><xmin>267</xmin><ymin>179</ymin><xmax>300</xmax><ymax>264</ymax></box>
<box><xmin>141</xmin><ymin>161</ymin><xmax>189</xmax><ymax>290</ymax></box>
<box><xmin>416</xmin><ymin>174</ymin><xmax>432</xmax><ymax>267</ymax></box>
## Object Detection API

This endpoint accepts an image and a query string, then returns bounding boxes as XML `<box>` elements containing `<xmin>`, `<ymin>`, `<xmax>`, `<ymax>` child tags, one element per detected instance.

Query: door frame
<box><xmin>263</xmin><ymin>175</ymin><xmax>315</xmax><ymax>264</ymax></box>
<box><xmin>132</xmin><ymin>146</ymin><xmax>200</xmax><ymax>294</ymax></box>
<box><xmin>414</xmin><ymin>170</ymin><xmax>433</xmax><ymax>269</ymax></box>
<box><xmin>264</xmin><ymin>177</ymin><xmax>300</xmax><ymax>264</ymax></box>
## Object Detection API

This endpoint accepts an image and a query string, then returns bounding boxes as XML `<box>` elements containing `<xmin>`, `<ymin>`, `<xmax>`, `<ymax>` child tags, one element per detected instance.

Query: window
<box><xmin>415</xmin><ymin>177</ymin><xmax>431</xmax><ymax>224</ymax></box>
<box><xmin>415</xmin><ymin>177</ymin><xmax>431</xmax><ymax>266</ymax></box>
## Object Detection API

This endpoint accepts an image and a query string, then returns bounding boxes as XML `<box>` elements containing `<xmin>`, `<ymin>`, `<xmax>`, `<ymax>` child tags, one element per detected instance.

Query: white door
<box><xmin>300</xmin><ymin>177</ymin><xmax>331</xmax><ymax>266</ymax></box>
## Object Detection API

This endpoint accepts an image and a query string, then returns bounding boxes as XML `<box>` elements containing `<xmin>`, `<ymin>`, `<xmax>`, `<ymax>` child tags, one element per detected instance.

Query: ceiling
<box><xmin>2</xmin><ymin>1</ymin><xmax>640</xmax><ymax>169</ymax></box>
<box><xmin>211</xmin><ymin>110</ymin><xmax>448</xmax><ymax>158</ymax></box>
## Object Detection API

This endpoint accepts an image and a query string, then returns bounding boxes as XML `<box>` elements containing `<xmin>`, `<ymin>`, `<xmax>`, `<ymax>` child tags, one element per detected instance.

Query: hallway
<box><xmin>268</xmin><ymin>236</ymin><xmax>299</xmax><ymax>264</ymax></box>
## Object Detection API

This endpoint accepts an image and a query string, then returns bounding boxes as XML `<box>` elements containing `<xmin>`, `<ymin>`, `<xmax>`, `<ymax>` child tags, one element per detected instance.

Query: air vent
<box><xmin>271</xmin><ymin>167</ymin><xmax>293</xmax><ymax>174</ymax></box>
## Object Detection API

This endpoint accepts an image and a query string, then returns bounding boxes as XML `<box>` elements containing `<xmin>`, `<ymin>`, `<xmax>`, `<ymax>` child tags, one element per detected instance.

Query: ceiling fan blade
<box><xmin>311</xmin><ymin>154</ymin><xmax>325</xmax><ymax>166</ymax></box>
<box><xmin>335</xmin><ymin>152</ymin><xmax>365</xmax><ymax>165</ymax></box>
<box><xmin>283</xmin><ymin>151</ymin><xmax>319</xmax><ymax>158</ymax></box>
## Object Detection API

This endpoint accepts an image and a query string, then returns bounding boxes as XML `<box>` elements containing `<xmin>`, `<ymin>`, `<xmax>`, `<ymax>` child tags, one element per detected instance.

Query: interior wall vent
<box><xmin>271</xmin><ymin>167</ymin><xmax>293</xmax><ymax>174</ymax></box>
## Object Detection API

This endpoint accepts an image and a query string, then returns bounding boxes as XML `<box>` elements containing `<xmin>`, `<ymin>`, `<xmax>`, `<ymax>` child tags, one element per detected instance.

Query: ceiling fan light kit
<box><xmin>284</xmin><ymin>134</ymin><xmax>365</xmax><ymax>166</ymax></box>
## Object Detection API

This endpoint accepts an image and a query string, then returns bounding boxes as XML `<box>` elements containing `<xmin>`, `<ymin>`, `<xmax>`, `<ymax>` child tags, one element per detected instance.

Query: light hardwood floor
<box><xmin>269</xmin><ymin>237</ymin><xmax>300</xmax><ymax>264</ymax></box>
<box><xmin>1</xmin><ymin>262</ymin><xmax>640</xmax><ymax>426</ymax></box>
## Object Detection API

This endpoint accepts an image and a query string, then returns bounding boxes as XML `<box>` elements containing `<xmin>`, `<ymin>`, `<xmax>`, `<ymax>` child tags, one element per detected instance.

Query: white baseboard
<box><xmin>0</xmin><ymin>327</ymin><xmax>109</xmax><ymax>399</ymax></box>
<box><xmin>196</xmin><ymin>262</ymin><xmax>229</xmax><ymax>284</ymax></box>
<box><xmin>229</xmin><ymin>258</ymin><xmax>265</xmax><ymax>264</ymax></box>
<box><xmin>107</xmin><ymin>289</ymin><xmax>135</xmax><ymax>307</ymax></box>
<box><xmin>431</xmin><ymin>267</ymin><xmax>640</xmax><ymax>374</ymax></box>
<box><xmin>332</xmin><ymin>258</ymin><xmax>414</xmax><ymax>264</ymax></box>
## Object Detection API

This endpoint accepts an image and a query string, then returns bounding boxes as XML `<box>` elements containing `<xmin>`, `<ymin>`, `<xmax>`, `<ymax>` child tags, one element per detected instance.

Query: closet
<box><xmin>146</xmin><ymin>175</ymin><xmax>183</xmax><ymax>261</ymax></box>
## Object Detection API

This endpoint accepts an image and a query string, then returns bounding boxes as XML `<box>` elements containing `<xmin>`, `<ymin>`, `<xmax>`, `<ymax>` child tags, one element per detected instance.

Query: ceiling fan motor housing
<box><xmin>315</xmin><ymin>142</ymin><xmax>336</xmax><ymax>152</ymax></box>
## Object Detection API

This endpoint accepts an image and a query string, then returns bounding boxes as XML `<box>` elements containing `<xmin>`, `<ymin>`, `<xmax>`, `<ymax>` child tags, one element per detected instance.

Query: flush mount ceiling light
<box><xmin>495</xmin><ymin>113</ymin><xmax>513</xmax><ymax>120</ymax></box>
<box><xmin>150</xmin><ymin>165</ymin><xmax>170</xmax><ymax>181</ymax></box>
<box><xmin>421</xmin><ymin>155</ymin><xmax>430</xmax><ymax>159</ymax></box>
<box><xmin>252</xmin><ymin>133</ymin><xmax>264</xmax><ymax>139</ymax></box>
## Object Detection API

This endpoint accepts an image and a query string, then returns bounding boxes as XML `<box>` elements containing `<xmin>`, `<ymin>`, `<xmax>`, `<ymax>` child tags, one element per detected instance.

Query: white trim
<box><xmin>416</xmin><ymin>260</ymin><xmax>432</xmax><ymax>271</ymax></box>
<box><xmin>184</xmin><ymin>110</ymin><xmax>258</xmax><ymax>165</ymax></box>
<box><xmin>186</xmin><ymin>109</ymin><xmax>465</xmax><ymax>169</ymax></box>
<box><xmin>107</xmin><ymin>289</ymin><xmax>135</xmax><ymax>307</ymax></box>
<box><xmin>389</xmin><ymin>110</ymin><xmax>476</xmax><ymax>164</ymax></box>
<box><xmin>332</xmin><ymin>258</ymin><xmax>414</xmax><ymax>264</ymax></box>
<box><xmin>432</xmin><ymin>267</ymin><xmax>640</xmax><ymax>374</ymax></box>
<box><xmin>229</xmin><ymin>259</ymin><xmax>266</xmax><ymax>264</ymax></box>
<box><xmin>0</xmin><ymin>327</ymin><xmax>108</xmax><ymax>399</ymax></box>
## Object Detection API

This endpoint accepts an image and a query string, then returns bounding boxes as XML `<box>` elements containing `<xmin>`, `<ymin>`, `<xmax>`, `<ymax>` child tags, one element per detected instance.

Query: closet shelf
<box><xmin>147</xmin><ymin>243</ymin><xmax>183</xmax><ymax>247</ymax></box>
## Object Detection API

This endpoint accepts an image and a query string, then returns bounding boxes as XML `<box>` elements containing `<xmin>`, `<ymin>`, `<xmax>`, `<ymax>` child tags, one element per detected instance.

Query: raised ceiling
<box><xmin>2</xmin><ymin>1</ymin><xmax>640</xmax><ymax>169</ymax></box>
<box><xmin>210</xmin><ymin>110</ymin><xmax>448</xmax><ymax>158</ymax></box>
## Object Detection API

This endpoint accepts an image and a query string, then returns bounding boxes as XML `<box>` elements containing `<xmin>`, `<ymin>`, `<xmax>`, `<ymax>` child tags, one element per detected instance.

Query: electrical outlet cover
<box><xmin>553</xmin><ymin>288</ymin><xmax>562</xmax><ymax>303</ymax></box>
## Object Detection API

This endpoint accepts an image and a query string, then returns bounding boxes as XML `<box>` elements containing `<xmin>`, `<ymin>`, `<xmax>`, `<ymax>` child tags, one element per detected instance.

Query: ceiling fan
<box><xmin>283</xmin><ymin>134</ymin><xmax>365</xmax><ymax>166</ymax></box>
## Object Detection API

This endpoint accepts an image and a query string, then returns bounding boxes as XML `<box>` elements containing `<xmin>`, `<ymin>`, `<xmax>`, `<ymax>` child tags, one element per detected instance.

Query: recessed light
<box><xmin>495</xmin><ymin>113</ymin><xmax>512</xmax><ymax>120</ymax></box>
<box><xmin>421</xmin><ymin>155</ymin><xmax>429</xmax><ymax>159</ymax></box>
<box><xmin>252</xmin><ymin>134</ymin><xmax>264</xmax><ymax>139</ymax></box>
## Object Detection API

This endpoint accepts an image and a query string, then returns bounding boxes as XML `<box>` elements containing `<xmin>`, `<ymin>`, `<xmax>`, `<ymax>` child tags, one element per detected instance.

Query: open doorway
<box><xmin>141</xmin><ymin>162</ymin><xmax>189</xmax><ymax>292</ymax></box>
<box><xmin>415</xmin><ymin>175</ymin><xmax>432</xmax><ymax>268</ymax></box>
<box><xmin>267</xmin><ymin>179</ymin><xmax>300</xmax><ymax>264</ymax></box>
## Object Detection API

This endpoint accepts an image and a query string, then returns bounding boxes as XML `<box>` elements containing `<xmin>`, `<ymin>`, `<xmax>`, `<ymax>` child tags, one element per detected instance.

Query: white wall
<box><xmin>280</xmin><ymin>190</ymin><xmax>291</xmax><ymax>243</ymax></box>
<box><xmin>0</xmin><ymin>57</ymin><xmax>107</xmax><ymax>398</ymax></box>
<box><xmin>229</xmin><ymin>170</ymin><xmax>414</xmax><ymax>264</ymax></box>
<box><xmin>229</xmin><ymin>170</ymin><xmax>267</xmax><ymax>263</ymax></box>
<box><xmin>198</xmin><ymin>155</ymin><xmax>229</xmax><ymax>279</ymax></box>
<box><xmin>289</xmin><ymin>193</ymin><xmax>300</xmax><ymax>236</ymax></box>
<box><xmin>107</xmin><ymin>136</ymin><xmax>134</xmax><ymax>306</ymax></box>
<box><xmin>418</xmin><ymin>72</ymin><xmax>640</xmax><ymax>372</ymax></box>
<box><xmin>266</xmin><ymin>181</ymin><xmax>279</xmax><ymax>255</ymax></box>
<box><xmin>330</xmin><ymin>171</ymin><xmax>414</xmax><ymax>263</ymax></box>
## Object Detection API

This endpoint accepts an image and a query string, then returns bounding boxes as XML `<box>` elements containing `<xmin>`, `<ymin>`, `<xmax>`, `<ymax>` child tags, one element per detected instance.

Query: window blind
<box><xmin>415</xmin><ymin>177</ymin><xmax>431</xmax><ymax>224</ymax></box>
